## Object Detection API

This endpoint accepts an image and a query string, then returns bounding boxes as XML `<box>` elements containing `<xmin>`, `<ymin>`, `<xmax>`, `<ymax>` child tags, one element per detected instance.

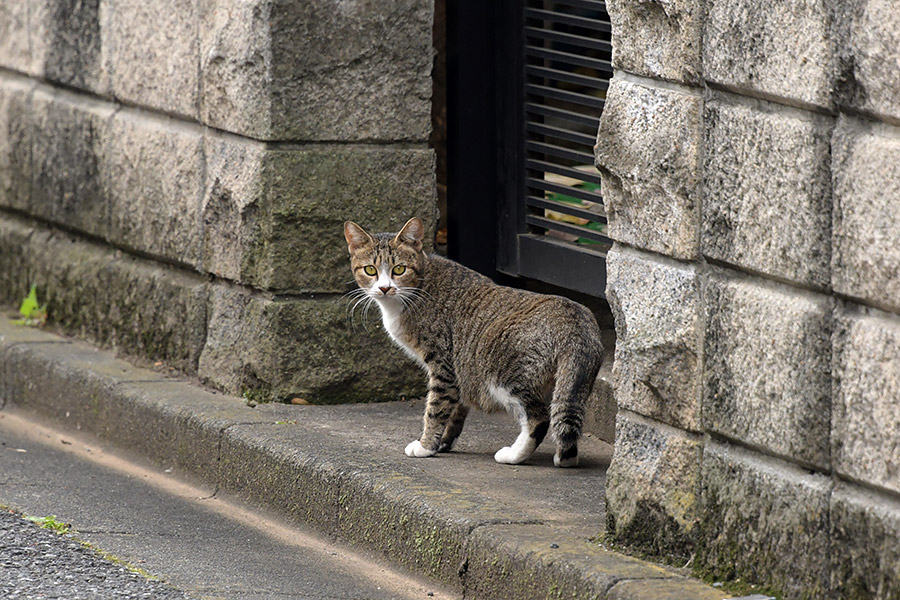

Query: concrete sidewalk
<box><xmin>0</xmin><ymin>318</ymin><xmax>727</xmax><ymax>600</ymax></box>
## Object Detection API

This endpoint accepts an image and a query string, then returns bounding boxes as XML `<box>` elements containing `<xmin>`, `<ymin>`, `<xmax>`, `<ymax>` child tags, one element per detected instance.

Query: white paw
<box><xmin>494</xmin><ymin>446</ymin><xmax>527</xmax><ymax>465</ymax></box>
<box><xmin>405</xmin><ymin>440</ymin><xmax>436</xmax><ymax>458</ymax></box>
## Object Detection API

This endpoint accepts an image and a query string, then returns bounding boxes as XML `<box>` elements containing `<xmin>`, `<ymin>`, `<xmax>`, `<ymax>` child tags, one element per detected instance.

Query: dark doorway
<box><xmin>445</xmin><ymin>0</ymin><xmax>612</xmax><ymax>300</ymax></box>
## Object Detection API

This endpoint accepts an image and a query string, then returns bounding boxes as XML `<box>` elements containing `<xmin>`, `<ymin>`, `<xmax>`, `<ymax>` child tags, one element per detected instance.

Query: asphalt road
<box><xmin>0</xmin><ymin>410</ymin><xmax>451</xmax><ymax>600</ymax></box>
<box><xmin>1</xmin><ymin>506</ymin><xmax>191</xmax><ymax>600</ymax></box>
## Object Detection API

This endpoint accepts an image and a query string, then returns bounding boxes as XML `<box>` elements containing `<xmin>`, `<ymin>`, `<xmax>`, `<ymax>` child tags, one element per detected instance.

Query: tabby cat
<box><xmin>343</xmin><ymin>217</ymin><xmax>603</xmax><ymax>467</ymax></box>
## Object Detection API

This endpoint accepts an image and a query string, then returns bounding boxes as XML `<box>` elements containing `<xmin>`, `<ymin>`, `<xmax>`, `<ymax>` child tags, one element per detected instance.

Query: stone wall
<box><xmin>596</xmin><ymin>0</ymin><xmax>900</xmax><ymax>597</ymax></box>
<box><xmin>0</xmin><ymin>0</ymin><xmax>436</xmax><ymax>403</ymax></box>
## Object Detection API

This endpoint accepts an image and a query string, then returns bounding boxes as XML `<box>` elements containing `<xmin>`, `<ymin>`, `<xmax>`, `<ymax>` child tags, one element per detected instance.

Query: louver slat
<box><xmin>522</xmin><ymin>0</ymin><xmax>610</xmax><ymax>256</ymax></box>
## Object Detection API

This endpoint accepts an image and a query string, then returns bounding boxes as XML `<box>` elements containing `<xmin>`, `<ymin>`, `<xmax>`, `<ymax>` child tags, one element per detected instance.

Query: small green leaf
<box><xmin>16</xmin><ymin>285</ymin><xmax>48</xmax><ymax>327</ymax></box>
<box><xmin>18</xmin><ymin>285</ymin><xmax>40</xmax><ymax>318</ymax></box>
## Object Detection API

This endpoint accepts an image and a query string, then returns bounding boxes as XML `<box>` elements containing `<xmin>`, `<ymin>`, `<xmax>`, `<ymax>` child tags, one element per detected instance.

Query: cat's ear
<box><xmin>395</xmin><ymin>217</ymin><xmax>424</xmax><ymax>252</ymax></box>
<box><xmin>344</xmin><ymin>221</ymin><xmax>374</xmax><ymax>252</ymax></box>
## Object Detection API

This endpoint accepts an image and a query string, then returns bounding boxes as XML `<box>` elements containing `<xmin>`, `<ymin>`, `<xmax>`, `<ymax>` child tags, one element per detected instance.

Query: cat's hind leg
<box><xmin>438</xmin><ymin>403</ymin><xmax>469</xmax><ymax>452</ymax></box>
<box><xmin>489</xmin><ymin>384</ymin><xmax>549</xmax><ymax>465</ymax></box>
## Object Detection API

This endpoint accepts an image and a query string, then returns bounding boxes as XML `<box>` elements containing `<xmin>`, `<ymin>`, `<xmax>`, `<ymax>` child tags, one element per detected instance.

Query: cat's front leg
<box><xmin>405</xmin><ymin>367</ymin><xmax>460</xmax><ymax>458</ymax></box>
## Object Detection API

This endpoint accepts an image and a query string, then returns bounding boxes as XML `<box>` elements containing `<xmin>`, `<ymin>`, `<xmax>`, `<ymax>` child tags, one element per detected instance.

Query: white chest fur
<box><xmin>376</xmin><ymin>297</ymin><xmax>426</xmax><ymax>369</ymax></box>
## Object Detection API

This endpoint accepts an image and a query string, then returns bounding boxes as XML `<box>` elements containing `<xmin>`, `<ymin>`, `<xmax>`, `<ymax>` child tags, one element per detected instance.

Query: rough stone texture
<box><xmin>699</xmin><ymin>442</ymin><xmax>832</xmax><ymax>600</ymax></box>
<box><xmin>0</xmin><ymin>0</ymin><xmax>106</xmax><ymax>92</ymax></box>
<box><xmin>605</xmin><ymin>411</ymin><xmax>701</xmax><ymax>559</ymax></box>
<box><xmin>0</xmin><ymin>72</ymin><xmax>33</xmax><ymax>212</ymax></box>
<box><xmin>198</xmin><ymin>0</ymin><xmax>272</xmax><ymax>139</ymax></box>
<box><xmin>198</xmin><ymin>285</ymin><xmax>426</xmax><ymax>403</ymax></box>
<box><xmin>585</xmin><ymin>373</ymin><xmax>616</xmax><ymax>445</ymax></box>
<box><xmin>2</xmin><ymin>340</ymin><xmax>167</xmax><ymax>425</ymax></box>
<box><xmin>702</xmin><ymin>95</ymin><xmax>833</xmax><ymax>288</ymax></box>
<box><xmin>606</xmin><ymin>577</ymin><xmax>727</xmax><ymax>600</ymax></box>
<box><xmin>833</xmin><ymin>305</ymin><xmax>900</xmax><ymax>496</ymax></box>
<box><xmin>30</xmin><ymin>86</ymin><xmax>113</xmax><ymax>239</ymax></box>
<box><xmin>31</xmin><ymin>0</ymin><xmax>107</xmax><ymax>94</ymax></box>
<box><xmin>6</xmin><ymin>0</ymin><xmax>433</xmax><ymax>141</ymax></box>
<box><xmin>607</xmin><ymin>0</ymin><xmax>703</xmax><ymax>84</ymax></box>
<box><xmin>605</xmin><ymin>245</ymin><xmax>702</xmax><ymax>432</ymax></box>
<box><xmin>582</xmin><ymin>329</ymin><xmax>616</xmax><ymax>444</ymax></box>
<box><xmin>0</xmin><ymin>215</ymin><xmax>33</xmax><ymax>310</ymax></box>
<box><xmin>0</xmin><ymin>215</ymin><xmax>209</xmax><ymax>374</ymax></box>
<box><xmin>6</xmin><ymin>86</ymin><xmax>434</xmax><ymax>283</ymax></box>
<box><xmin>101</xmin><ymin>109</ymin><xmax>205</xmax><ymax>269</ymax></box>
<box><xmin>199</xmin><ymin>0</ymin><xmax>433</xmax><ymax>141</ymax></box>
<box><xmin>832</xmin><ymin>115</ymin><xmax>900</xmax><ymax>313</ymax></box>
<box><xmin>830</xmin><ymin>484</ymin><xmax>900</xmax><ymax>600</ymax></box>
<box><xmin>0</xmin><ymin>339</ymin><xmax>260</xmax><ymax>483</ymax></box>
<box><xmin>704</xmin><ymin>270</ymin><xmax>833</xmax><ymax>469</ymax></box>
<box><xmin>5</xmin><ymin>84</ymin><xmax>207</xmax><ymax>270</ymax></box>
<box><xmin>203</xmin><ymin>136</ymin><xmax>437</xmax><ymax>292</ymax></box>
<box><xmin>268</xmin><ymin>0</ymin><xmax>432</xmax><ymax>142</ymax></box>
<box><xmin>594</xmin><ymin>76</ymin><xmax>702</xmax><ymax>260</ymax></box>
<box><xmin>0</xmin><ymin>310</ymin><xmax>66</xmax><ymax>408</ymax></box>
<box><xmin>86</xmin><ymin>257</ymin><xmax>207</xmax><ymax>374</ymax></box>
<box><xmin>102</xmin><ymin>0</ymin><xmax>199</xmax><ymax>120</ymax></box>
<box><xmin>703</xmin><ymin>0</ymin><xmax>836</xmax><ymax>108</ymax></box>
<box><xmin>465</xmin><ymin>524</ymin><xmax>680</xmax><ymax>600</ymax></box>
<box><xmin>201</xmin><ymin>133</ymin><xmax>266</xmax><ymax>282</ymax></box>
<box><xmin>834</xmin><ymin>0</ymin><xmax>900</xmax><ymax>122</ymax></box>
<box><xmin>0</xmin><ymin>0</ymin><xmax>34</xmax><ymax>75</ymax></box>
<box><xmin>0</xmin><ymin>0</ymin><xmax>439</xmax><ymax>411</ymax></box>
<box><xmin>98</xmin><ymin>380</ymin><xmax>262</xmax><ymax>482</ymax></box>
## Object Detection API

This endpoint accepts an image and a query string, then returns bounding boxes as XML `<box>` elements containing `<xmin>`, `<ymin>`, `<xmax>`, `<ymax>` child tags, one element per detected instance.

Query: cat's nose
<box><xmin>379</xmin><ymin>286</ymin><xmax>392</xmax><ymax>295</ymax></box>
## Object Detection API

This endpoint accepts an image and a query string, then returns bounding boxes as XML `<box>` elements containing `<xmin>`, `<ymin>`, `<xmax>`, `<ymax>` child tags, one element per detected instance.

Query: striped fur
<box><xmin>344</xmin><ymin>218</ymin><xmax>603</xmax><ymax>467</ymax></box>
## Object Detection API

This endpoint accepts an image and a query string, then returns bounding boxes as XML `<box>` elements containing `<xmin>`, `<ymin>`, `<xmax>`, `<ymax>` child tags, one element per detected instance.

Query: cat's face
<box><xmin>344</xmin><ymin>218</ymin><xmax>426</xmax><ymax>304</ymax></box>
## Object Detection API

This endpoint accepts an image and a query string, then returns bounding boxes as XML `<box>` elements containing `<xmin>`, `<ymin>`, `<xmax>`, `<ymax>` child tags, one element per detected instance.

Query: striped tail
<box><xmin>550</xmin><ymin>347</ymin><xmax>602</xmax><ymax>467</ymax></box>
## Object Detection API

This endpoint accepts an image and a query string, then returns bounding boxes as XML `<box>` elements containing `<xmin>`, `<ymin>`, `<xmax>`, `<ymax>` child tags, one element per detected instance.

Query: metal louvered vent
<box><xmin>446</xmin><ymin>0</ymin><xmax>612</xmax><ymax>298</ymax></box>
<box><xmin>515</xmin><ymin>0</ymin><xmax>612</xmax><ymax>296</ymax></box>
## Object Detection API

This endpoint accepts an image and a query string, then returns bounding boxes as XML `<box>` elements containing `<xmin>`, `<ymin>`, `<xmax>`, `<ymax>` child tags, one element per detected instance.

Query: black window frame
<box><xmin>446</xmin><ymin>0</ymin><xmax>610</xmax><ymax>298</ymax></box>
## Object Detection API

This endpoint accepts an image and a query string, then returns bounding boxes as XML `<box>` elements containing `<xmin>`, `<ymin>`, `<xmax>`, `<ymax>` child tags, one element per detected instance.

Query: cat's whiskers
<box><xmin>408</xmin><ymin>285</ymin><xmax>431</xmax><ymax>298</ymax></box>
<box><xmin>362</xmin><ymin>291</ymin><xmax>378</xmax><ymax>326</ymax></box>
<box><xmin>341</xmin><ymin>288</ymin><xmax>368</xmax><ymax>304</ymax></box>
<box><xmin>350</xmin><ymin>295</ymin><xmax>369</xmax><ymax>315</ymax></box>
<box><xmin>342</xmin><ymin>288</ymin><xmax>364</xmax><ymax>320</ymax></box>
<box><xmin>395</xmin><ymin>286</ymin><xmax>430</xmax><ymax>319</ymax></box>
<box><xmin>400</xmin><ymin>285</ymin><xmax>431</xmax><ymax>300</ymax></box>
<box><xmin>404</xmin><ymin>285</ymin><xmax>430</xmax><ymax>297</ymax></box>
<box><xmin>396</xmin><ymin>294</ymin><xmax>415</xmax><ymax>314</ymax></box>
<box><xmin>348</xmin><ymin>297</ymin><xmax>366</xmax><ymax>330</ymax></box>
<box><xmin>344</xmin><ymin>288</ymin><xmax>379</xmax><ymax>333</ymax></box>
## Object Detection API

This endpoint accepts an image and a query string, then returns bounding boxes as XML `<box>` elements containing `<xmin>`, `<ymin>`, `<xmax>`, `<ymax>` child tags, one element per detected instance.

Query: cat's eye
<box><xmin>392</xmin><ymin>265</ymin><xmax>407</xmax><ymax>276</ymax></box>
<box><xmin>363</xmin><ymin>265</ymin><xmax>377</xmax><ymax>276</ymax></box>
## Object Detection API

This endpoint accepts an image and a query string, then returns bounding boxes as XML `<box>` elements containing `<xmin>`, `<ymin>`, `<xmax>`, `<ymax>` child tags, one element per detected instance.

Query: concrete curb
<box><xmin>0</xmin><ymin>318</ymin><xmax>727</xmax><ymax>600</ymax></box>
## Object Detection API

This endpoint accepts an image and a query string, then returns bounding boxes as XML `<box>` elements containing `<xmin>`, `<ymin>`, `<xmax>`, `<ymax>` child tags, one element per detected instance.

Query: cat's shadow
<box><xmin>433</xmin><ymin>410</ymin><xmax>613</xmax><ymax>472</ymax></box>
<box><xmin>442</xmin><ymin>447</ymin><xmax>611</xmax><ymax>472</ymax></box>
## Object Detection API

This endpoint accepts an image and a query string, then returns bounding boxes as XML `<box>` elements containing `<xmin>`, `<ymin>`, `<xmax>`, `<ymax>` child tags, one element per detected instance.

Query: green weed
<box><xmin>24</xmin><ymin>514</ymin><xmax>72</xmax><ymax>535</ymax></box>
<box><xmin>13</xmin><ymin>284</ymin><xmax>48</xmax><ymax>327</ymax></box>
